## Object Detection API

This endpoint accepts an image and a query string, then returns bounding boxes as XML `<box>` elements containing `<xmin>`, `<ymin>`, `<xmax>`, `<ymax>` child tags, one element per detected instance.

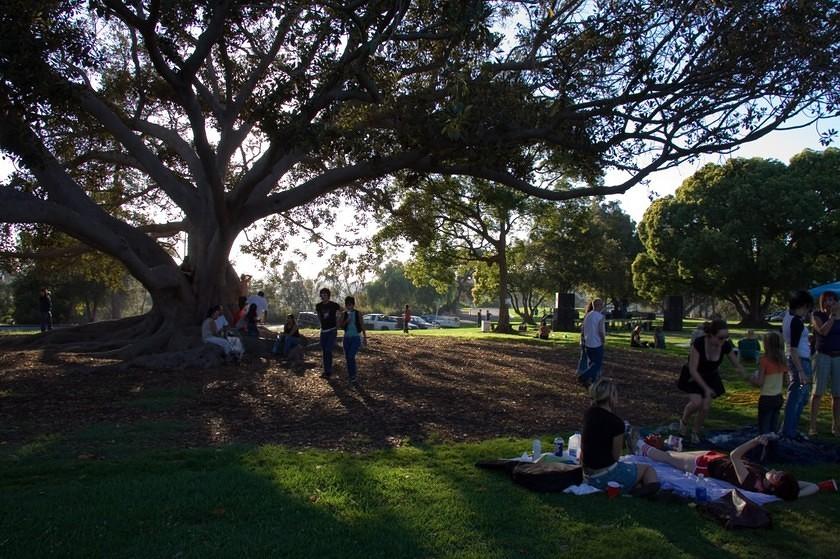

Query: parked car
<box><xmin>296</xmin><ymin>311</ymin><xmax>320</xmax><ymax>328</ymax></box>
<box><xmin>409</xmin><ymin>316</ymin><xmax>438</xmax><ymax>329</ymax></box>
<box><xmin>764</xmin><ymin>310</ymin><xmax>786</xmax><ymax>322</ymax></box>
<box><xmin>428</xmin><ymin>315</ymin><xmax>460</xmax><ymax>328</ymax></box>
<box><xmin>363</xmin><ymin>314</ymin><xmax>416</xmax><ymax>330</ymax></box>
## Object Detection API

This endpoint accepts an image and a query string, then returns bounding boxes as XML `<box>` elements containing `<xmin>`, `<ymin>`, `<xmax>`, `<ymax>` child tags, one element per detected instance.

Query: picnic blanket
<box><xmin>705</xmin><ymin>427</ymin><xmax>840</xmax><ymax>465</ymax></box>
<box><xmin>622</xmin><ymin>455</ymin><xmax>780</xmax><ymax>505</ymax></box>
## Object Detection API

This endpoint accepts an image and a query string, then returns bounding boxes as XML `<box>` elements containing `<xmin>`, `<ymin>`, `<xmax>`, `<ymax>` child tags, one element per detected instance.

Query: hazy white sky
<box><xmin>608</xmin><ymin>116</ymin><xmax>839</xmax><ymax>222</ymax></box>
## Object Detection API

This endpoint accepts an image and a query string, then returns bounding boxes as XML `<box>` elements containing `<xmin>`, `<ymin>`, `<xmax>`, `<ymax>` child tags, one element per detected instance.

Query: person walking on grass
<box><xmin>578</xmin><ymin>299</ymin><xmax>606</xmax><ymax>387</ymax></box>
<box><xmin>677</xmin><ymin>319</ymin><xmax>745</xmax><ymax>444</ymax></box>
<box><xmin>749</xmin><ymin>331</ymin><xmax>787</xmax><ymax>435</ymax></box>
<box><xmin>810</xmin><ymin>290</ymin><xmax>840</xmax><ymax>437</ymax></box>
<box><xmin>403</xmin><ymin>304</ymin><xmax>411</xmax><ymax>334</ymax></box>
<box><xmin>316</xmin><ymin>287</ymin><xmax>341</xmax><ymax>379</ymax></box>
<box><xmin>781</xmin><ymin>290</ymin><xmax>814</xmax><ymax>439</ymax></box>
<box><xmin>340</xmin><ymin>296</ymin><xmax>367</xmax><ymax>386</ymax></box>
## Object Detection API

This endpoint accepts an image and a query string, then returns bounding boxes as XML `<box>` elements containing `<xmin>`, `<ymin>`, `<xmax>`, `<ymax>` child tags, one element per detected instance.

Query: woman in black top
<box><xmin>677</xmin><ymin>319</ymin><xmax>745</xmax><ymax>444</ymax></box>
<box><xmin>581</xmin><ymin>378</ymin><xmax>658</xmax><ymax>495</ymax></box>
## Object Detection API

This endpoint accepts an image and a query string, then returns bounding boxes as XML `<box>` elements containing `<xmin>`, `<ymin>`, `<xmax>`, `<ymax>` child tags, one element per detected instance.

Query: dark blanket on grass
<box><xmin>705</xmin><ymin>427</ymin><xmax>840</xmax><ymax>465</ymax></box>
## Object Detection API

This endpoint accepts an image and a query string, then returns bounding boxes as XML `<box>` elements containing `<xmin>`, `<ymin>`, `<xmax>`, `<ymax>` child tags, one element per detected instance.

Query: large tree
<box><xmin>1</xmin><ymin>1</ymin><xmax>838</xmax><ymax>355</ymax></box>
<box><xmin>633</xmin><ymin>148</ymin><xmax>840</xmax><ymax>326</ymax></box>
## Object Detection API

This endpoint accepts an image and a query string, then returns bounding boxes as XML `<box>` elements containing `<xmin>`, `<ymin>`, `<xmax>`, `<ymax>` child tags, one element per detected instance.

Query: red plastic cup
<box><xmin>606</xmin><ymin>481</ymin><xmax>621</xmax><ymax>499</ymax></box>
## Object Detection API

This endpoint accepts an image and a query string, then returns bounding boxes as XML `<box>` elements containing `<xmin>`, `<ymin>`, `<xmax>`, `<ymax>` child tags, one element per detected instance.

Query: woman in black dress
<box><xmin>678</xmin><ymin>319</ymin><xmax>746</xmax><ymax>443</ymax></box>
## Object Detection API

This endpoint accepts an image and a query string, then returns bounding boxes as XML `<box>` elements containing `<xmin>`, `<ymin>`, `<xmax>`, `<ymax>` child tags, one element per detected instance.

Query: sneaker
<box><xmin>577</xmin><ymin>376</ymin><xmax>591</xmax><ymax>388</ymax></box>
<box><xmin>349</xmin><ymin>378</ymin><xmax>360</xmax><ymax>388</ymax></box>
<box><xmin>817</xmin><ymin>479</ymin><xmax>838</xmax><ymax>493</ymax></box>
<box><xmin>690</xmin><ymin>432</ymin><xmax>701</xmax><ymax>445</ymax></box>
<box><xmin>320</xmin><ymin>372</ymin><xmax>332</xmax><ymax>380</ymax></box>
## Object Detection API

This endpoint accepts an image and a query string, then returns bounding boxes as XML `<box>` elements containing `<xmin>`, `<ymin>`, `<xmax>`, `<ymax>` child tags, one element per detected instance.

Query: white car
<box><xmin>363</xmin><ymin>314</ymin><xmax>415</xmax><ymax>330</ymax></box>
<box><xmin>429</xmin><ymin>315</ymin><xmax>460</xmax><ymax>328</ymax></box>
<box><xmin>409</xmin><ymin>317</ymin><xmax>439</xmax><ymax>329</ymax></box>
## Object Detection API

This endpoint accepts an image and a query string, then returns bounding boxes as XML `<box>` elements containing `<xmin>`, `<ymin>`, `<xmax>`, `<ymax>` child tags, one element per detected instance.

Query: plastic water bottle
<box><xmin>568</xmin><ymin>432</ymin><xmax>581</xmax><ymax>460</ymax></box>
<box><xmin>695</xmin><ymin>474</ymin><xmax>709</xmax><ymax>502</ymax></box>
<box><xmin>532</xmin><ymin>438</ymin><xmax>542</xmax><ymax>460</ymax></box>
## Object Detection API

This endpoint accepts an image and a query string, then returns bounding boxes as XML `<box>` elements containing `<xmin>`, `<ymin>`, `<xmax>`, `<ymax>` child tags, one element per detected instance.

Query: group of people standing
<box><xmin>678</xmin><ymin>289</ymin><xmax>840</xmax><ymax>443</ymax></box>
<box><xmin>315</xmin><ymin>288</ymin><xmax>367</xmax><ymax>385</ymax></box>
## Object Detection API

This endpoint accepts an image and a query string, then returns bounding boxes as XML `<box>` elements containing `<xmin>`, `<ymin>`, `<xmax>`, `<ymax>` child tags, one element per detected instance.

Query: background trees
<box><xmin>1</xmin><ymin>1</ymin><xmax>838</xmax><ymax>353</ymax></box>
<box><xmin>633</xmin><ymin>148</ymin><xmax>840</xmax><ymax>325</ymax></box>
<box><xmin>376</xmin><ymin>176</ymin><xmax>549</xmax><ymax>331</ymax></box>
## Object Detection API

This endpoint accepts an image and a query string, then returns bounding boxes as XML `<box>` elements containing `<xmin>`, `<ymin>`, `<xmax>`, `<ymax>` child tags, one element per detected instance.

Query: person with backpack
<box><xmin>340</xmin><ymin>296</ymin><xmax>367</xmax><ymax>386</ymax></box>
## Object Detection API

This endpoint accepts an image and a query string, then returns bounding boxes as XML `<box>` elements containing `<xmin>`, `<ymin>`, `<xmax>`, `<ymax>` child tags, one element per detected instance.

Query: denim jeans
<box><xmin>284</xmin><ymin>335</ymin><xmax>300</xmax><ymax>356</ymax></box>
<box><xmin>576</xmin><ymin>344</ymin><xmax>588</xmax><ymax>374</ymax></box>
<box><xmin>343</xmin><ymin>335</ymin><xmax>362</xmax><ymax>381</ymax></box>
<box><xmin>580</xmin><ymin>345</ymin><xmax>604</xmax><ymax>383</ymax></box>
<box><xmin>757</xmin><ymin>394</ymin><xmax>783</xmax><ymax>434</ymax></box>
<box><xmin>40</xmin><ymin>311</ymin><xmax>52</xmax><ymax>332</ymax></box>
<box><xmin>320</xmin><ymin>329</ymin><xmax>337</xmax><ymax>375</ymax></box>
<box><xmin>781</xmin><ymin>357</ymin><xmax>812</xmax><ymax>437</ymax></box>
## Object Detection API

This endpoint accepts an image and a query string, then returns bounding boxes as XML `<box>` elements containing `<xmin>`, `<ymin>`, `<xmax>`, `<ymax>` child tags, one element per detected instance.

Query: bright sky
<box><xmin>608</xmin><ymin>116</ymin><xmax>839</xmax><ymax>222</ymax></box>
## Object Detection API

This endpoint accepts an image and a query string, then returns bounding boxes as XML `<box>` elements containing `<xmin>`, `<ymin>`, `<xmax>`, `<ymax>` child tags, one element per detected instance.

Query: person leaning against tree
<box><xmin>810</xmin><ymin>290</ymin><xmax>840</xmax><ymax>437</ymax></box>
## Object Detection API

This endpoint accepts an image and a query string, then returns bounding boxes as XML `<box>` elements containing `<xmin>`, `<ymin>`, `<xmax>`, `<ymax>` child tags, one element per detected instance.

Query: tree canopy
<box><xmin>1</xmin><ymin>0</ymin><xmax>838</xmax><ymax>354</ymax></box>
<box><xmin>633</xmin><ymin>148</ymin><xmax>840</xmax><ymax>325</ymax></box>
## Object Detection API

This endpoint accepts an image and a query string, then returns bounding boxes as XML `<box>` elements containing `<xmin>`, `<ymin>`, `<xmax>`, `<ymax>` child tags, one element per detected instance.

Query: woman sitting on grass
<box><xmin>581</xmin><ymin>378</ymin><xmax>659</xmax><ymax>496</ymax></box>
<box><xmin>636</xmin><ymin>434</ymin><xmax>822</xmax><ymax>500</ymax></box>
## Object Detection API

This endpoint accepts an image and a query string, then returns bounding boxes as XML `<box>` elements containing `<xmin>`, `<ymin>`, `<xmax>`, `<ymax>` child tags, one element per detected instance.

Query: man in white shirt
<box><xmin>245</xmin><ymin>290</ymin><xmax>269</xmax><ymax>323</ymax></box>
<box><xmin>781</xmin><ymin>290</ymin><xmax>814</xmax><ymax>439</ymax></box>
<box><xmin>578</xmin><ymin>298</ymin><xmax>606</xmax><ymax>387</ymax></box>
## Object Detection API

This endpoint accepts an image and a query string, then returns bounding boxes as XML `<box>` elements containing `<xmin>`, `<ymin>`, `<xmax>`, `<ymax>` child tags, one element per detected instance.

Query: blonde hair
<box><xmin>762</xmin><ymin>331</ymin><xmax>785</xmax><ymax>366</ymax></box>
<box><xmin>589</xmin><ymin>378</ymin><xmax>618</xmax><ymax>407</ymax></box>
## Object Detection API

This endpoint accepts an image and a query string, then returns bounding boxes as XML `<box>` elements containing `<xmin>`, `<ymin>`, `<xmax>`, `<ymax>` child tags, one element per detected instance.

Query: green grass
<box><xmin>2</xmin><ymin>437</ymin><xmax>839</xmax><ymax>558</ymax></box>
<box><xmin>3</xmin><ymin>329</ymin><xmax>840</xmax><ymax>558</ymax></box>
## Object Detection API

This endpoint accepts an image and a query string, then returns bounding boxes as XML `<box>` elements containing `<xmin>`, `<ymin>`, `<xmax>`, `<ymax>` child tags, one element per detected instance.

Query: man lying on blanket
<box><xmin>637</xmin><ymin>434</ymin><xmax>818</xmax><ymax>500</ymax></box>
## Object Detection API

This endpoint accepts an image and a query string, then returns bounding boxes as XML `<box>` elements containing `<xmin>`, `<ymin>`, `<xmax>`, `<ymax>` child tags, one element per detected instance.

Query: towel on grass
<box><xmin>622</xmin><ymin>455</ymin><xmax>779</xmax><ymax>505</ymax></box>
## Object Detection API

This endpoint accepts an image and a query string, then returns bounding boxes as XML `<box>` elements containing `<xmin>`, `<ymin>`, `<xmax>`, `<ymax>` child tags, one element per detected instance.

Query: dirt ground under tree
<box><xmin>0</xmin><ymin>334</ymin><xmax>688</xmax><ymax>453</ymax></box>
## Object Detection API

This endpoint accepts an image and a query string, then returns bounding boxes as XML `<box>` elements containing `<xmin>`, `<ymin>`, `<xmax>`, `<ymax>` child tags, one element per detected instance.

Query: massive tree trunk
<box><xmin>732</xmin><ymin>288</ymin><xmax>770</xmax><ymax>328</ymax></box>
<box><xmin>494</xmin><ymin>234</ymin><xmax>513</xmax><ymax>334</ymax></box>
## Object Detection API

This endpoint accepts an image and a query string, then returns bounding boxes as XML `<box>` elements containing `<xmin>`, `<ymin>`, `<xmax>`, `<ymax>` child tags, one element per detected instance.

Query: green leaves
<box><xmin>634</xmin><ymin>148</ymin><xmax>840</xmax><ymax>322</ymax></box>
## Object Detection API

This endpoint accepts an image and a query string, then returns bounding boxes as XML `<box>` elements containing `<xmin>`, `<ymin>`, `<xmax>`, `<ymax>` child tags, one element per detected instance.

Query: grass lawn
<box><xmin>2</xmin><ymin>326</ymin><xmax>839</xmax><ymax>558</ymax></box>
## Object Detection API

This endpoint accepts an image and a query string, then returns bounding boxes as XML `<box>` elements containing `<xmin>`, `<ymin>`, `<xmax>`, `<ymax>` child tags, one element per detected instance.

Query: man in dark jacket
<box><xmin>39</xmin><ymin>287</ymin><xmax>52</xmax><ymax>332</ymax></box>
